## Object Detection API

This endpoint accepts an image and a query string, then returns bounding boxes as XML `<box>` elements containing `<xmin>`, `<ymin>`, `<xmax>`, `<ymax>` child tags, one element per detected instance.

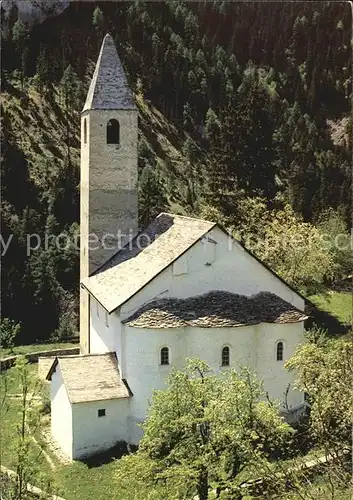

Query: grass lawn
<box><xmin>0</xmin><ymin>341</ymin><xmax>78</xmax><ymax>359</ymax></box>
<box><xmin>309</xmin><ymin>291</ymin><xmax>352</xmax><ymax>325</ymax></box>
<box><xmin>55</xmin><ymin>461</ymin><xmax>131</xmax><ymax>500</ymax></box>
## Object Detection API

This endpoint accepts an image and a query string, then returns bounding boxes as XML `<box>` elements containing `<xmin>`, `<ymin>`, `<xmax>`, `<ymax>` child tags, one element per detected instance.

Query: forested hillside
<box><xmin>1</xmin><ymin>1</ymin><xmax>352</xmax><ymax>343</ymax></box>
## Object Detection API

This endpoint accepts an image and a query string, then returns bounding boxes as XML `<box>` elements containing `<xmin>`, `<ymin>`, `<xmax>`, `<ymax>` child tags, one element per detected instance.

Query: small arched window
<box><xmin>83</xmin><ymin>118</ymin><xmax>87</xmax><ymax>144</ymax></box>
<box><xmin>221</xmin><ymin>346</ymin><xmax>230</xmax><ymax>366</ymax></box>
<box><xmin>160</xmin><ymin>347</ymin><xmax>169</xmax><ymax>365</ymax></box>
<box><xmin>107</xmin><ymin>119</ymin><xmax>120</xmax><ymax>145</ymax></box>
<box><xmin>276</xmin><ymin>341</ymin><xmax>284</xmax><ymax>361</ymax></box>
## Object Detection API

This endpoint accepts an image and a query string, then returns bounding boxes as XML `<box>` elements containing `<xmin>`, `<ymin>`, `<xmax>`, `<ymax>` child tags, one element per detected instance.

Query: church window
<box><xmin>160</xmin><ymin>347</ymin><xmax>169</xmax><ymax>365</ymax></box>
<box><xmin>98</xmin><ymin>409</ymin><xmax>106</xmax><ymax>417</ymax></box>
<box><xmin>83</xmin><ymin>118</ymin><xmax>87</xmax><ymax>144</ymax></box>
<box><xmin>107</xmin><ymin>119</ymin><xmax>120</xmax><ymax>144</ymax></box>
<box><xmin>221</xmin><ymin>346</ymin><xmax>230</xmax><ymax>366</ymax></box>
<box><xmin>276</xmin><ymin>341</ymin><xmax>284</xmax><ymax>361</ymax></box>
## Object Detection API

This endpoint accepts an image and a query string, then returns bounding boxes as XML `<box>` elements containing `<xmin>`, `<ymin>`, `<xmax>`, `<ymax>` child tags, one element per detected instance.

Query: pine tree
<box><xmin>92</xmin><ymin>6</ymin><xmax>104</xmax><ymax>30</ymax></box>
<box><xmin>92</xmin><ymin>6</ymin><xmax>104</xmax><ymax>50</ymax></box>
<box><xmin>36</xmin><ymin>45</ymin><xmax>50</xmax><ymax>93</ymax></box>
<box><xmin>12</xmin><ymin>20</ymin><xmax>29</xmax><ymax>90</ymax></box>
<box><xmin>60</xmin><ymin>65</ymin><xmax>79</xmax><ymax>112</ymax></box>
<box><xmin>138</xmin><ymin>166</ymin><xmax>168</xmax><ymax>227</ymax></box>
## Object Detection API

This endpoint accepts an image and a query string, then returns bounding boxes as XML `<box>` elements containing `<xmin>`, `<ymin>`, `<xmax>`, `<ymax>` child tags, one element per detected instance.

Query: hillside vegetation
<box><xmin>1</xmin><ymin>1</ymin><xmax>352</xmax><ymax>342</ymax></box>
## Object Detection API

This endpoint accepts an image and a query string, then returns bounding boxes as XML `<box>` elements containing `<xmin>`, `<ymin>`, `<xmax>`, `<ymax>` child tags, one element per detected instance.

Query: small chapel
<box><xmin>47</xmin><ymin>34</ymin><xmax>308</xmax><ymax>460</ymax></box>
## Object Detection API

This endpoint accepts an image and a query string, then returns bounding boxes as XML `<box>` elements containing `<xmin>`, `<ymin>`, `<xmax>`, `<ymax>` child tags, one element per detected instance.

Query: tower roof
<box><xmin>82</xmin><ymin>33</ymin><xmax>136</xmax><ymax>112</ymax></box>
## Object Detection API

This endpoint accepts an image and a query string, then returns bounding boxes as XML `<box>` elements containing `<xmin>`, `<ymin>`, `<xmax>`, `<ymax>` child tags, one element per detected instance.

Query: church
<box><xmin>46</xmin><ymin>34</ymin><xmax>308</xmax><ymax>461</ymax></box>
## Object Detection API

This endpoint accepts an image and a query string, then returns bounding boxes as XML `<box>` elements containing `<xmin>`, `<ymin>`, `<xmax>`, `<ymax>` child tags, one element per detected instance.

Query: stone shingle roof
<box><xmin>82</xmin><ymin>33</ymin><xmax>136</xmax><ymax>112</ymax></box>
<box><xmin>46</xmin><ymin>353</ymin><xmax>130</xmax><ymax>403</ymax></box>
<box><xmin>82</xmin><ymin>213</ymin><xmax>216</xmax><ymax>313</ymax></box>
<box><xmin>123</xmin><ymin>291</ymin><xmax>308</xmax><ymax>329</ymax></box>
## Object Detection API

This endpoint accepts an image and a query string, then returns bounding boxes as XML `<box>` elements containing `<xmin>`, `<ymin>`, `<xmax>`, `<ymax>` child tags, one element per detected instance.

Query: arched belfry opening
<box><xmin>107</xmin><ymin>119</ymin><xmax>120</xmax><ymax>145</ymax></box>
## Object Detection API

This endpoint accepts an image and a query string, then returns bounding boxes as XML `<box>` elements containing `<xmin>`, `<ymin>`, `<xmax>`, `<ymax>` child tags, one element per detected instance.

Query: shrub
<box><xmin>0</xmin><ymin>318</ymin><xmax>21</xmax><ymax>351</ymax></box>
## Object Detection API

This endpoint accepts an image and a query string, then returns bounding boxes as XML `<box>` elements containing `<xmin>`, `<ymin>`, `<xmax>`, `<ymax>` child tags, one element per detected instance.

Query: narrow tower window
<box><xmin>276</xmin><ymin>341</ymin><xmax>284</xmax><ymax>361</ymax></box>
<box><xmin>221</xmin><ymin>346</ymin><xmax>230</xmax><ymax>366</ymax></box>
<box><xmin>83</xmin><ymin>118</ymin><xmax>87</xmax><ymax>144</ymax></box>
<box><xmin>160</xmin><ymin>347</ymin><xmax>169</xmax><ymax>365</ymax></box>
<box><xmin>107</xmin><ymin>119</ymin><xmax>120</xmax><ymax>145</ymax></box>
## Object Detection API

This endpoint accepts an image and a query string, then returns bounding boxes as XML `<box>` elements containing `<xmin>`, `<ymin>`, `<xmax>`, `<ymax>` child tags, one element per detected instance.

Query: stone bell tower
<box><xmin>80</xmin><ymin>34</ymin><xmax>138</xmax><ymax>353</ymax></box>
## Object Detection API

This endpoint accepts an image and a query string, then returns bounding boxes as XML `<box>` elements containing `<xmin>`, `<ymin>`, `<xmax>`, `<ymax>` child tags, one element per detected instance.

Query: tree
<box><xmin>205</xmin><ymin>108</ymin><xmax>221</xmax><ymax>145</ymax></box>
<box><xmin>183</xmin><ymin>138</ymin><xmax>202</xmax><ymax>208</ymax></box>
<box><xmin>0</xmin><ymin>358</ymin><xmax>54</xmax><ymax>499</ymax></box>
<box><xmin>60</xmin><ymin>64</ymin><xmax>80</xmax><ymax>112</ymax></box>
<box><xmin>286</xmin><ymin>335</ymin><xmax>353</xmax><ymax>452</ymax></box>
<box><xmin>35</xmin><ymin>45</ymin><xmax>51</xmax><ymax>93</ymax></box>
<box><xmin>60</xmin><ymin>65</ymin><xmax>80</xmax><ymax>161</ymax></box>
<box><xmin>138</xmin><ymin>165</ymin><xmax>168</xmax><ymax>227</ymax></box>
<box><xmin>0</xmin><ymin>318</ymin><xmax>21</xmax><ymax>352</ymax></box>
<box><xmin>92</xmin><ymin>6</ymin><xmax>104</xmax><ymax>49</ymax></box>
<box><xmin>252</xmin><ymin>205</ymin><xmax>334</xmax><ymax>295</ymax></box>
<box><xmin>12</xmin><ymin>20</ymin><xmax>29</xmax><ymax>90</ymax></box>
<box><xmin>284</xmin><ymin>335</ymin><xmax>353</xmax><ymax>498</ymax></box>
<box><xmin>316</xmin><ymin>208</ymin><xmax>353</xmax><ymax>283</ymax></box>
<box><xmin>115</xmin><ymin>359</ymin><xmax>293</xmax><ymax>499</ymax></box>
<box><xmin>183</xmin><ymin>102</ymin><xmax>193</xmax><ymax>130</ymax></box>
<box><xmin>92</xmin><ymin>6</ymin><xmax>104</xmax><ymax>31</ymax></box>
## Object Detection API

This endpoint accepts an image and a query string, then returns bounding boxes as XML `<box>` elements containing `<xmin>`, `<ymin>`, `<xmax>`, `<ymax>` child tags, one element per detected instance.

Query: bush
<box><xmin>0</xmin><ymin>318</ymin><xmax>21</xmax><ymax>351</ymax></box>
<box><xmin>40</xmin><ymin>389</ymin><xmax>51</xmax><ymax>415</ymax></box>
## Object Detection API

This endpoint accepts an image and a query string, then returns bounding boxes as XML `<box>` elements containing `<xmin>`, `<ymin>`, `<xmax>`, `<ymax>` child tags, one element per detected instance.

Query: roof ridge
<box><xmin>57</xmin><ymin>352</ymin><xmax>115</xmax><ymax>360</ymax></box>
<box><xmin>91</xmin><ymin>213</ymin><xmax>216</xmax><ymax>276</ymax></box>
<box><xmin>157</xmin><ymin>212</ymin><xmax>216</xmax><ymax>224</ymax></box>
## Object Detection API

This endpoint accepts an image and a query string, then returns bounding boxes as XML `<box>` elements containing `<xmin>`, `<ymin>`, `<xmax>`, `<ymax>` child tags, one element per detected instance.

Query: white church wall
<box><xmin>123</xmin><ymin>324</ymin><xmax>261</xmax><ymax>422</ymax></box>
<box><xmin>72</xmin><ymin>398</ymin><xmax>130</xmax><ymax>460</ymax></box>
<box><xmin>50</xmin><ymin>365</ymin><xmax>73</xmax><ymax>459</ymax></box>
<box><xmin>186</xmin><ymin>325</ymin><xmax>257</xmax><ymax>370</ymax></box>
<box><xmin>256</xmin><ymin>322</ymin><xmax>304</xmax><ymax>409</ymax></box>
<box><xmin>123</xmin><ymin>326</ymin><xmax>186</xmax><ymax>420</ymax></box>
<box><xmin>120</xmin><ymin>226</ymin><xmax>304</xmax><ymax>322</ymax></box>
<box><xmin>90</xmin><ymin>298</ymin><xmax>122</xmax><ymax>360</ymax></box>
<box><xmin>123</xmin><ymin>321</ymin><xmax>304</xmax><ymax>441</ymax></box>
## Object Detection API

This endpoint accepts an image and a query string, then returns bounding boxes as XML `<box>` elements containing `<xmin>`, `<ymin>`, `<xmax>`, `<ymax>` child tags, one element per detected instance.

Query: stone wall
<box><xmin>0</xmin><ymin>347</ymin><xmax>79</xmax><ymax>372</ymax></box>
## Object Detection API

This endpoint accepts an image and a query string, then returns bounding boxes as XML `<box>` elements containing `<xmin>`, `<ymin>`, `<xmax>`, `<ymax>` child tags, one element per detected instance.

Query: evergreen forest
<box><xmin>1</xmin><ymin>1</ymin><xmax>352</xmax><ymax>344</ymax></box>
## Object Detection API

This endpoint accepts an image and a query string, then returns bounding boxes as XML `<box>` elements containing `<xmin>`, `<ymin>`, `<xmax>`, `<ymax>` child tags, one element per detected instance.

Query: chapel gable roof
<box><xmin>46</xmin><ymin>352</ymin><xmax>131</xmax><ymax>403</ymax></box>
<box><xmin>123</xmin><ymin>291</ymin><xmax>308</xmax><ymax>329</ymax></box>
<box><xmin>81</xmin><ymin>213</ymin><xmax>216</xmax><ymax>313</ymax></box>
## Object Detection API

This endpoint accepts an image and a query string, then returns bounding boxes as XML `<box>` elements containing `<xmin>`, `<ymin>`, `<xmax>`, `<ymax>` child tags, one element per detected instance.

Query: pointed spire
<box><xmin>83</xmin><ymin>34</ymin><xmax>136</xmax><ymax>112</ymax></box>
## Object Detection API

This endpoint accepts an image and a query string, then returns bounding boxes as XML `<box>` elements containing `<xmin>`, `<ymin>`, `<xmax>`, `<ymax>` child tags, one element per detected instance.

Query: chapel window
<box><xmin>276</xmin><ymin>341</ymin><xmax>284</xmax><ymax>361</ymax></box>
<box><xmin>160</xmin><ymin>347</ymin><xmax>169</xmax><ymax>365</ymax></box>
<box><xmin>221</xmin><ymin>346</ymin><xmax>230</xmax><ymax>366</ymax></box>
